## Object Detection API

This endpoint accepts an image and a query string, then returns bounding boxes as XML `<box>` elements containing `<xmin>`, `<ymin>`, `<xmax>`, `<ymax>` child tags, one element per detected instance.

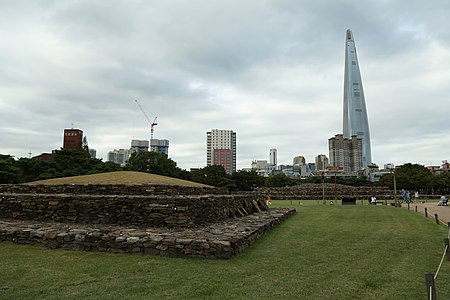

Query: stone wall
<box><xmin>249</xmin><ymin>184</ymin><xmax>394</xmax><ymax>200</ymax></box>
<box><xmin>0</xmin><ymin>183</ymin><xmax>296</xmax><ymax>259</ymax></box>
<box><xmin>0</xmin><ymin>193</ymin><xmax>264</xmax><ymax>228</ymax></box>
<box><xmin>0</xmin><ymin>208</ymin><xmax>295</xmax><ymax>259</ymax></box>
<box><xmin>0</xmin><ymin>184</ymin><xmax>227</xmax><ymax>196</ymax></box>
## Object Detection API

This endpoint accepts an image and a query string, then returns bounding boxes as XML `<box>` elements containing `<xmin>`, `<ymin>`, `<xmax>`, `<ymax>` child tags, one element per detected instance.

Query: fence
<box><xmin>406</xmin><ymin>205</ymin><xmax>450</xmax><ymax>300</ymax></box>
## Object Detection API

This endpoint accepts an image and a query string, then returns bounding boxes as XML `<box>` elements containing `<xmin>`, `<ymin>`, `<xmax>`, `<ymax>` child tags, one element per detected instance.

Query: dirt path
<box><xmin>401</xmin><ymin>202</ymin><xmax>450</xmax><ymax>225</ymax></box>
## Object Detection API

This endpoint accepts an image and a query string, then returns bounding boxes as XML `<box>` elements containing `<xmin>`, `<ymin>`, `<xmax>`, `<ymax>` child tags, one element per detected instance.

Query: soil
<box><xmin>401</xmin><ymin>202</ymin><xmax>450</xmax><ymax>224</ymax></box>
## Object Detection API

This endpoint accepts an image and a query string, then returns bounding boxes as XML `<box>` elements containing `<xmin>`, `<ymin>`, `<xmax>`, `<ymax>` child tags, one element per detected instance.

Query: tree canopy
<box><xmin>125</xmin><ymin>151</ymin><xmax>184</xmax><ymax>179</ymax></box>
<box><xmin>378</xmin><ymin>163</ymin><xmax>433</xmax><ymax>191</ymax></box>
<box><xmin>0</xmin><ymin>148</ymin><xmax>121</xmax><ymax>184</ymax></box>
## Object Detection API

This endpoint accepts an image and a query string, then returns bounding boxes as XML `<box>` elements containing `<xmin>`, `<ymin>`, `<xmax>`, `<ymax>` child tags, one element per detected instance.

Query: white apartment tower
<box><xmin>269</xmin><ymin>148</ymin><xmax>277</xmax><ymax>166</ymax></box>
<box><xmin>206</xmin><ymin>129</ymin><xmax>237</xmax><ymax>174</ymax></box>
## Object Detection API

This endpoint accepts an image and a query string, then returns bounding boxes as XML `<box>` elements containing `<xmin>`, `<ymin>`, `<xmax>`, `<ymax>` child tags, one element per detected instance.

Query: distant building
<box><xmin>32</xmin><ymin>153</ymin><xmax>53</xmax><ymax>161</ymax></box>
<box><xmin>130</xmin><ymin>139</ymin><xmax>149</xmax><ymax>153</ymax></box>
<box><xmin>89</xmin><ymin>148</ymin><xmax>96</xmax><ymax>159</ymax></box>
<box><xmin>277</xmin><ymin>164</ymin><xmax>300</xmax><ymax>177</ymax></box>
<box><xmin>293</xmin><ymin>156</ymin><xmax>306</xmax><ymax>166</ymax></box>
<box><xmin>207</xmin><ymin>129</ymin><xmax>237</xmax><ymax>174</ymax></box>
<box><xmin>107</xmin><ymin>149</ymin><xmax>131</xmax><ymax>166</ymax></box>
<box><xmin>384</xmin><ymin>163</ymin><xmax>395</xmax><ymax>170</ymax></box>
<box><xmin>251</xmin><ymin>160</ymin><xmax>273</xmax><ymax>177</ymax></box>
<box><xmin>428</xmin><ymin>160</ymin><xmax>450</xmax><ymax>174</ymax></box>
<box><xmin>328</xmin><ymin>134</ymin><xmax>363</xmax><ymax>174</ymax></box>
<box><xmin>269</xmin><ymin>148</ymin><xmax>277</xmax><ymax>166</ymax></box>
<box><xmin>150</xmin><ymin>139</ymin><xmax>169</xmax><ymax>155</ymax></box>
<box><xmin>315</xmin><ymin>154</ymin><xmax>329</xmax><ymax>171</ymax></box>
<box><xmin>63</xmin><ymin>129</ymin><xmax>83</xmax><ymax>149</ymax></box>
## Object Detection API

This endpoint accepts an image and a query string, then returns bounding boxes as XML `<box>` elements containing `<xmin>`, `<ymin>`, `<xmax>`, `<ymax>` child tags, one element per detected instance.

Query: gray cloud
<box><xmin>1</xmin><ymin>0</ymin><xmax>449</xmax><ymax>170</ymax></box>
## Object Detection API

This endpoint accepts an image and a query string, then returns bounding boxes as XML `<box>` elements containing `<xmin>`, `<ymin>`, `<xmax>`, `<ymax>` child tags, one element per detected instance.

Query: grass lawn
<box><xmin>27</xmin><ymin>171</ymin><xmax>210</xmax><ymax>187</ymax></box>
<box><xmin>1</xmin><ymin>201</ymin><xmax>449</xmax><ymax>299</ymax></box>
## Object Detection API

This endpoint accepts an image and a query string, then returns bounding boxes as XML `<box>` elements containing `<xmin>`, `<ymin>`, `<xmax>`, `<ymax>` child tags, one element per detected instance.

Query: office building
<box><xmin>343</xmin><ymin>29</ymin><xmax>372</xmax><ymax>167</ymax></box>
<box><xmin>206</xmin><ymin>129</ymin><xmax>237</xmax><ymax>174</ymax></box>
<box><xmin>63</xmin><ymin>128</ymin><xmax>83</xmax><ymax>149</ymax></box>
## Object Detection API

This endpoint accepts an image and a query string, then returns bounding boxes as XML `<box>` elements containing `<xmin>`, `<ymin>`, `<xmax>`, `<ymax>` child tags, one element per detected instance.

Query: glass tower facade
<box><xmin>343</xmin><ymin>29</ymin><xmax>372</xmax><ymax>167</ymax></box>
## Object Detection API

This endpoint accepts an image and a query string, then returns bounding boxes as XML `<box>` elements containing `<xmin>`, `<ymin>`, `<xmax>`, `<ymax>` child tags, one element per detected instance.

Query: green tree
<box><xmin>16</xmin><ymin>157</ymin><xmax>51</xmax><ymax>182</ymax></box>
<box><xmin>0</xmin><ymin>155</ymin><xmax>23</xmax><ymax>183</ymax></box>
<box><xmin>12</xmin><ymin>148</ymin><xmax>122</xmax><ymax>183</ymax></box>
<box><xmin>264</xmin><ymin>173</ymin><xmax>296</xmax><ymax>187</ymax></box>
<box><xmin>379</xmin><ymin>163</ymin><xmax>431</xmax><ymax>191</ymax></box>
<box><xmin>430</xmin><ymin>172</ymin><xmax>450</xmax><ymax>194</ymax></box>
<box><xmin>230</xmin><ymin>170</ymin><xmax>265</xmax><ymax>191</ymax></box>
<box><xmin>125</xmin><ymin>151</ymin><xmax>181</xmax><ymax>178</ymax></box>
<box><xmin>190</xmin><ymin>165</ymin><xmax>230</xmax><ymax>186</ymax></box>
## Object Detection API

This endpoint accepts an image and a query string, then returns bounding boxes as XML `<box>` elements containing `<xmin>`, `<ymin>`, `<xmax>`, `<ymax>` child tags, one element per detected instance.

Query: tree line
<box><xmin>1</xmin><ymin>150</ymin><xmax>449</xmax><ymax>193</ymax></box>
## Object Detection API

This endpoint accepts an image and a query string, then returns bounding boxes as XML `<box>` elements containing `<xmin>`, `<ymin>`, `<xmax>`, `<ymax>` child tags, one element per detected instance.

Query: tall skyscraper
<box><xmin>343</xmin><ymin>29</ymin><xmax>372</xmax><ymax>167</ymax></box>
<box><xmin>206</xmin><ymin>129</ymin><xmax>237</xmax><ymax>174</ymax></box>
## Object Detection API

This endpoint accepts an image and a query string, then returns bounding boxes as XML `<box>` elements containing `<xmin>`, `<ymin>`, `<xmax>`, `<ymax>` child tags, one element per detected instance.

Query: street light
<box><xmin>392</xmin><ymin>168</ymin><xmax>397</xmax><ymax>206</ymax></box>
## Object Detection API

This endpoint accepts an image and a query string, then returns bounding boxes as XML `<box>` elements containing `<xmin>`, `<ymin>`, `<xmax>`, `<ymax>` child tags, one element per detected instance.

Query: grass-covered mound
<box><xmin>27</xmin><ymin>171</ymin><xmax>210</xmax><ymax>187</ymax></box>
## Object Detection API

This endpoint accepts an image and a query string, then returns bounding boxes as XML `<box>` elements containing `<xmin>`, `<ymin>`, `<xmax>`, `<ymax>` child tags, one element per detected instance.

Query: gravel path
<box><xmin>401</xmin><ymin>202</ymin><xmax>450</xmax><ymax>225</ymax></box>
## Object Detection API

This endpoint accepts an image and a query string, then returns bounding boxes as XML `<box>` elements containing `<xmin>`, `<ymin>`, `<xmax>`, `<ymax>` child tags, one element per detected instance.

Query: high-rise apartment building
<box><xmin>315</xmin><ymin>154</ymin><xmax>329</xmax><ymax>171</ymax></box>
<box><xmin>63</xmin><ymin>129</ymin><xmax>83</xmax><ymax>149</ymax></box>
<box><xmin>150</xmin><ymin>139</ymin><xmax>169</xmax><ymax>155</ymax></box>
<box><xmin>107</xmin><ymin>149</ymin><xmax>131</xmax><ymax>166</ymax></box>
<box><xmin>206</xmin><ymin>129</ymin><xmax>236</xmax><ymax>174</ymax></box>
<box><xmin>328</xmin><ymin>134</ymin><xmax>363</xmax><ymax>173</ymax></box>
<box><xmin>343</xmin><ymin>29</ymin><xmax>372</xmax><ymax>167</ymax></box>
<box><xmin>130</xmin><ymin>139</ymin><xmax>149</xmax><ymax>153</ymax></box>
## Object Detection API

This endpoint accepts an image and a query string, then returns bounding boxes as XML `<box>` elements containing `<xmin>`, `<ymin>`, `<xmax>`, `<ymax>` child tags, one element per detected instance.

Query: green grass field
<box><xmin>1</xmin><ymin>201</ymin><xmax>449</xmax><ymax>299</ymax></box>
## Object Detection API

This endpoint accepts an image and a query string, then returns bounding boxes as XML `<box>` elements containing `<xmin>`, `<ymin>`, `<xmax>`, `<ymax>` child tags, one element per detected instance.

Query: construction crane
<box><xmin>135</xmin><ymin>99</ymin><xmax>158</xmax><ymax>140</ymax></box>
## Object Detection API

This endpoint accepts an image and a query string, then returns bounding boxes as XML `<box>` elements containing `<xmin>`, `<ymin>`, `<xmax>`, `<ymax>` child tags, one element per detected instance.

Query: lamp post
<box><xmin>393</xmin><ymin>169</ymin><xmax>397</xmax><ymax>206</ymax></box>
<box><xmin>322</xmin><ymin>172</ymin><xmax>325</xmax><ymax>205</ymax></box>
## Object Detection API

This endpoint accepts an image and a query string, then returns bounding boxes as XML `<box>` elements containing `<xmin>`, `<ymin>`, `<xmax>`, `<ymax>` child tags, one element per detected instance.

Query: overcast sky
<box><xmin>1</xmin><ymin>0</ymin><xmax>449</xmax><ymax>170</ymax></box>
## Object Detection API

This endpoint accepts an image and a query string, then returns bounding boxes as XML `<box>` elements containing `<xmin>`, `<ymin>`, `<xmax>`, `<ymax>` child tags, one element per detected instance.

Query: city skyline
<box><xmin>1</xmin><ymin>1</ymin><xmax>449</xmax><ymax>170</ymax></box>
